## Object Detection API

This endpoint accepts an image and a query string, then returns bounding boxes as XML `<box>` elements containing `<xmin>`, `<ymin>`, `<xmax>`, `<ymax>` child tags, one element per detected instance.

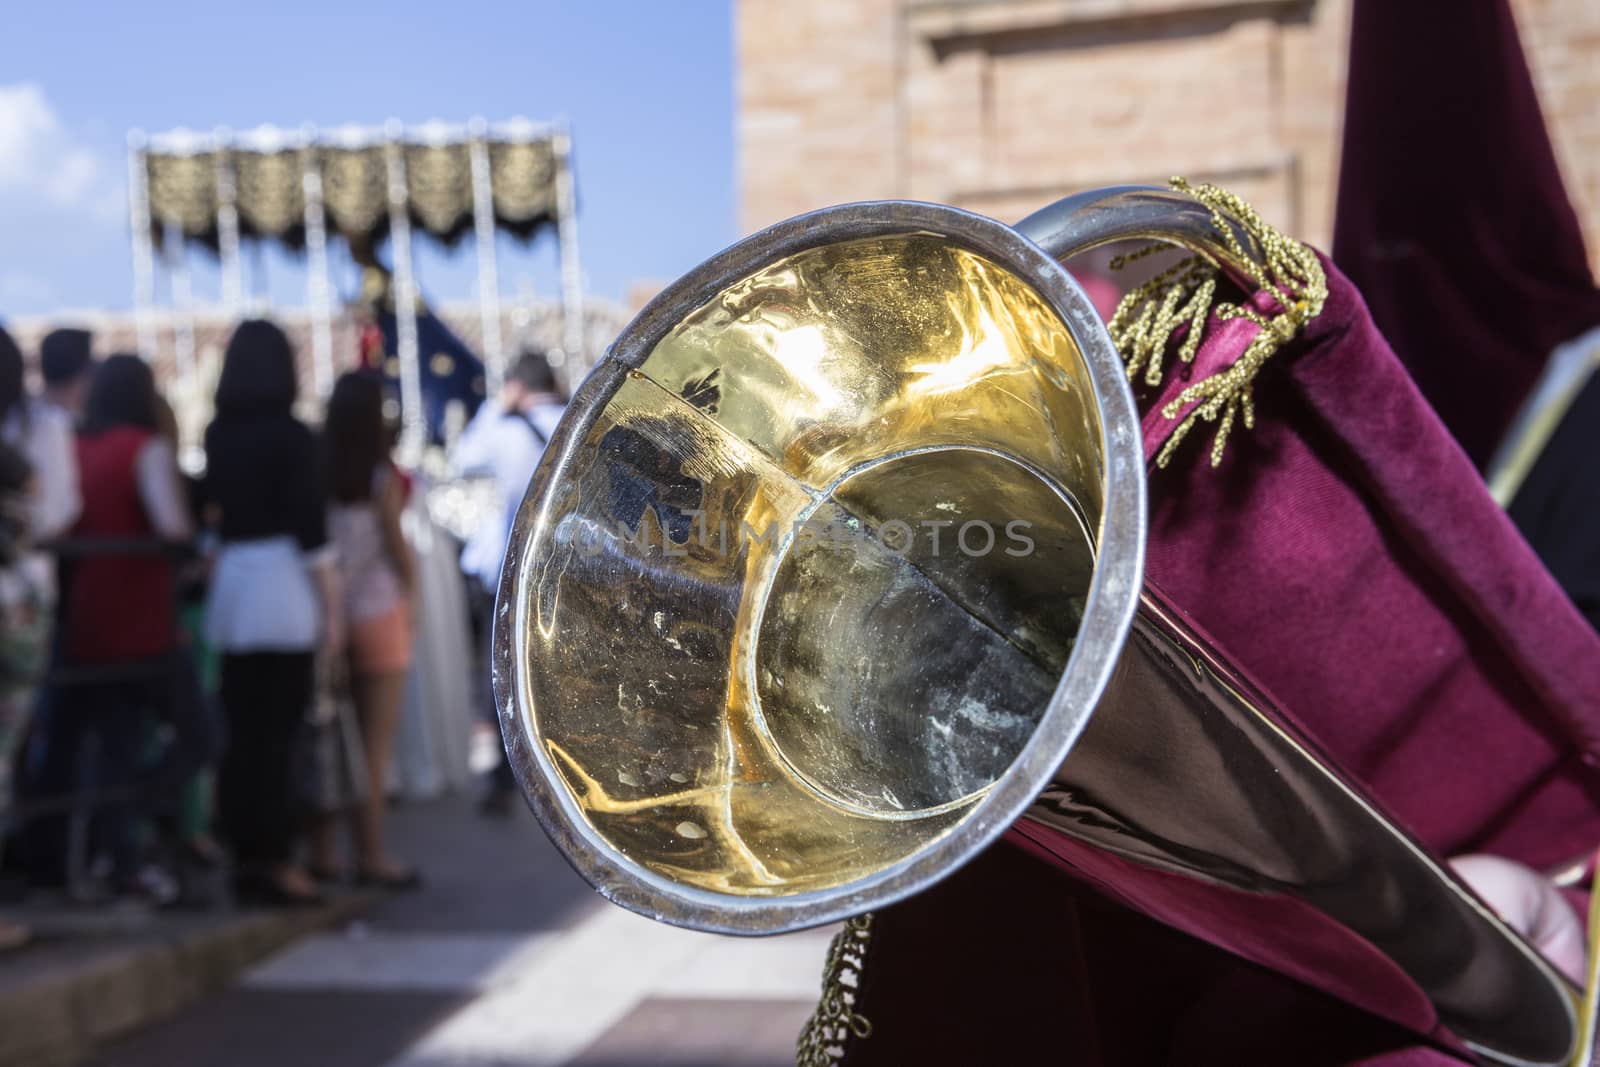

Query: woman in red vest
<box><xmin>60</xmin><ymin>355</ymin><xmax>192</xmax><ymax>893</ymax></box>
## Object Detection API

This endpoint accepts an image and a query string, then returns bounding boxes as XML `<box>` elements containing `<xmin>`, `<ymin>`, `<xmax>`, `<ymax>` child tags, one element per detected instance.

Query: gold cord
<box><xmin>1107</xmin><ymin>177</ymin><xmax>1328</xmax><ymax>468</ymax></box>
<box><xmin>797</xmin><ymin>914</ymin><xmax>874</xmax><ymax>1066</ymax></box>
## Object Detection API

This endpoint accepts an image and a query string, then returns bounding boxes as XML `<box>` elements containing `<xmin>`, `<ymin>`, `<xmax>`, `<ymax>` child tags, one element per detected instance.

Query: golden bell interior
<box><xmin>512</xmin><ymin>232</ymin><xmax>1107</xmax><ymax>896</ymax></box>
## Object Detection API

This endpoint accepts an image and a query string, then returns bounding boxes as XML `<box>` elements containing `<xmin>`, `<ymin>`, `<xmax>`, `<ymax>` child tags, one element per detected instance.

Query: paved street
<box><xmin>85</xmin><ymin>796</ymin><xmax>829</xmax><ymax>1067</ymax></box>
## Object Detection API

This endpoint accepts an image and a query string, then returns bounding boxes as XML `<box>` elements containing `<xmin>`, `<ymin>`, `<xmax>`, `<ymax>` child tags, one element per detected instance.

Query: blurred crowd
<box><xmin>0</xmin><ymin>321</ymin><xmax>565</xmax><ymax>949</ymax></box>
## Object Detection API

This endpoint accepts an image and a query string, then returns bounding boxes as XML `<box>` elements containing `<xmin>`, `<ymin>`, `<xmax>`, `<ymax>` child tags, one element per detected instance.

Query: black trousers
<box><xmin>218</xmin><ymin>651</ymin><xmax>313</xmax><ymax>870</ymax></box>
<box><xmin>468</xmin><ymin>580</ymin><xmax>515</xmax><ymax>793</ymax></box>
<box><xmin>23</xmin><ymin>677</ymin><xmax>160</xmax><ymax>884</ymax></box>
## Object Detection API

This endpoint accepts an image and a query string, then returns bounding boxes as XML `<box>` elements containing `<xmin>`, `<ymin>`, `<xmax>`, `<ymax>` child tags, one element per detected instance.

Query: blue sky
<box><xmin>0</xmin><ymin>1</ymin><xmax>735</xmax><ymax>317</ymax></box>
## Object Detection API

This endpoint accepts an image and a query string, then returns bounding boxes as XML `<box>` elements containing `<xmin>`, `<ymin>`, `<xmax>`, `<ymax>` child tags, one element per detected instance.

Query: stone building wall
<box><xmin>737</xmin><ymin>0</ymin><xmax>1600</xmax><ymax>274</ymax></box>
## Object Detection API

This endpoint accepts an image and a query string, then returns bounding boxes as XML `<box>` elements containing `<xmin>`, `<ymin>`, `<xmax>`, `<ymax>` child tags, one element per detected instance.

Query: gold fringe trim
<box><xmin>1107</xmin><ymin>177</ymin><xmax>1328</xmax><ymax>468</ymax></box>
<box><xmin>796</xmin><ymin>914</ymin><xmax>874</xmax><ymax>1066</ymax></box>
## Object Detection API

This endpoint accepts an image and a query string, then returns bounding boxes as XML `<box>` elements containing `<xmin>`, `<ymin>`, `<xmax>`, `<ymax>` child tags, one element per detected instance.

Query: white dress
<box><xmin>390</xmin><ymin>476</ymin><xmax>476</xmax><ymax>799</ymax></box>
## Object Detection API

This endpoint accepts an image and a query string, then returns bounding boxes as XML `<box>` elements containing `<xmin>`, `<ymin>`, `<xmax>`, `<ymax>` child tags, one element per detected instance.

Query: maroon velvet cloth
<box><xmin>841</xmin><ymin>263</ymin><xmax>1600</xmax><ymax>1066</ymax></box>
<box><xmin>1332</xmin><ymin>0</ymin><xmax>1600</xmax><ymax>468</ymax></box>
<box><xmin>1146</xmin><ymin>259</ymin><xmax>1600</xmax><ymax>866</ymax></box>
<box><xmin>1006</xmin><ymin>817</ymin><xmax>1446</xmax><ymax>1046</ymax></box>
<box><xmin>844</xmin><ymin>844</ymin><xmax>1468</xmax><ymax>1067</ymax></box>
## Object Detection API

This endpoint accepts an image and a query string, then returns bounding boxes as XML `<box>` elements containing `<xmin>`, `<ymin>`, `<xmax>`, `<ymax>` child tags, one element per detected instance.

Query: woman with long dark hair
<box><xmin>312</xmin><ymin>371</ymin><xmax>417</xmax><ymax>887</ymax></box>
<box><xmin>58</xmin><ymin>354</ymin><xmax>192</xmax><ymax>895</ymax></box>
<box><xmin>204</xmin><ymin>320</ymin><xmax>341</xmax><ymax>906</ymax></box>
<box><xmin>67</xmin><ymin>355</ymin><xmax>193</xmax><ymax>651</ymax></box>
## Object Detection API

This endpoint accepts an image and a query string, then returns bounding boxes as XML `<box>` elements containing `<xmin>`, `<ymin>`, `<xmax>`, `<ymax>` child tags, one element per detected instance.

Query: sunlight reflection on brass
<box><xmin>517</xmin><ymin>234</ymin><xmax>1100</xmax><ymax>895</ymax></box>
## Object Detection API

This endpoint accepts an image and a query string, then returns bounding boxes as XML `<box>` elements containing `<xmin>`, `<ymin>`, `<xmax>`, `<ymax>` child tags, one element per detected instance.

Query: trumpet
<box><xmin>492</xmin><ymin>187</ymin><xmax>1579</xmax><ymax>1067</ymax></box>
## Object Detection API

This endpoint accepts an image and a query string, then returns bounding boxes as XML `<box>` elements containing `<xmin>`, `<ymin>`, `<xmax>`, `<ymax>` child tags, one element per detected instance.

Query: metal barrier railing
<box><xmin>5</xmin><ymin>535</ymin><xmax>198</xmax><ymax>902</ymax></box>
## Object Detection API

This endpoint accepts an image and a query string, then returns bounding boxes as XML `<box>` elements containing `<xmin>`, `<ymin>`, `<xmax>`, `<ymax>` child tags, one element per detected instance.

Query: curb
<box><xmin>0</xmin><ymin>892</ymin><xmax>376</xmax><ymax>1067</ymax></box>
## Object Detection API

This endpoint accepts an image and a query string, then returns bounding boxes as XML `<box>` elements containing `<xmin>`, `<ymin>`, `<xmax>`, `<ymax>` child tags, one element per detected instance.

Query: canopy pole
<box><xmin>385</xmin><ymin>122</ymin><xmax>425</xmax><ymax>457</ymax></box>
<box><xmin>127</xmin><ymin>133</ymin><xmax>157</xmax><ymax>359</ymax></box>
<box><xmin>301</xmin><ymin>131</ymin><xmax>335</xmax><ymax>400</ymax></box>
<box><xmin>469</xmin><ymin>118</ymin><xmax>505</xmax><ymax>395</ymax></box>
<box><xmin>214</xmin><ymin>127</ymin><xmax>244</xmax><ymax>316</ymax></box>
<box><xmin>163</xmin><ymin>218</ymin><xmax>197</xmax><ymax>387</ymax></box>
<box><xmin>553</xmin><ymin>123</ymin><xmax>584</xmax><ymax>389</ymax></box>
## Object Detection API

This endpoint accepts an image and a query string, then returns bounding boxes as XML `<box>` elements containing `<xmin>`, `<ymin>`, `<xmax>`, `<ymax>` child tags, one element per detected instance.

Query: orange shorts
<box><xmin>349</xmin><ymin>603</ymin><xmax>413</xmax><ymax>675</ymax></box>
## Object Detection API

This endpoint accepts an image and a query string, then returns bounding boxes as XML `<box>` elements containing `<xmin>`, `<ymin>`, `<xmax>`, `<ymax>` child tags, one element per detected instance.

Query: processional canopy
<box><xmin>138</xmin><ymin>119</ymin><xmax>562</xmax><ymax>251</ymax></box>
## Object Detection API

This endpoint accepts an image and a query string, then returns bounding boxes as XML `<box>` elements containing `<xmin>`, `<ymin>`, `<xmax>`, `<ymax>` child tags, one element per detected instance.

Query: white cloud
<box><xmin>0</xmin><ymin>82</ymin><xmax>119</xmax><ymax>219</ymax></box>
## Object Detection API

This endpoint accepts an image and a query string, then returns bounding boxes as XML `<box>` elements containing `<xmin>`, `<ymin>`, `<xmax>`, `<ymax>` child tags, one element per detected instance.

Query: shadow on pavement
<box><xmin>376</xmin><ymin>790</ymin><xmax>600</xmax><ymax>935</ymax></box>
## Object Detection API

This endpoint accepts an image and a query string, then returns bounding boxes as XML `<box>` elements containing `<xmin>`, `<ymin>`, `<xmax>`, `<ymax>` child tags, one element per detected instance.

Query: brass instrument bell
<box><xmin>492</xmin><ymin>190</ymin><xmax>1580</xmax><ymax>1067</ymax></box>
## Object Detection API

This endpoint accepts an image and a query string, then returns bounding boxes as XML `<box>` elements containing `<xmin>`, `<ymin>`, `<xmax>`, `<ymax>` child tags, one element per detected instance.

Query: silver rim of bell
<box><xmin>491</xmin><ymin>200</ymin><xmax>1147</xmax><ymax>933</ymax></box>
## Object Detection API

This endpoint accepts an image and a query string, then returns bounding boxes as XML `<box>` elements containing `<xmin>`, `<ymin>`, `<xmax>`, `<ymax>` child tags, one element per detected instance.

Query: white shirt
<box><xmin>2</xmin><ymin>398</ymin><xmax>80</xmax><ymax>543</ymax></box>
<box><xmin>134</xmin><ymin>437</ymin><xmax>194</xmax><ymax>543</ymax></box>
<box><xmin>452</xmin><ymin>399</ymin><xmax>564</xmax><ymax>589</ymax></box>
<box><xmin>2</xmin><ymin>399</ymin><xmax>80</xmax><ymax>603</ymax></box>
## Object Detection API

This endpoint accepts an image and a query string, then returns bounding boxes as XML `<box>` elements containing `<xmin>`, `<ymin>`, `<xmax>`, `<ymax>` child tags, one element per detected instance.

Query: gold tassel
<box><xmin>796</xmin><ymin>914</ymin><xmax>874</xmax><ymax>1066</ymax></box>
<box><xmin>1107</xmin><ymin>178</ymin><xmax>1328</xmax><ymax>468</ymax></box>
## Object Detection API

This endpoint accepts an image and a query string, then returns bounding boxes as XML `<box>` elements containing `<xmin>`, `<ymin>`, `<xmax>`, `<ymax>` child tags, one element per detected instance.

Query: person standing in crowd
<box><xmin>311</xmin><ymin>371</ymin><xmax>418</xmax><ymax>888</ymax></box>
<box><xmin>204</xmin><ymin>320</ymin><xmax>341</xmax><ymax>907</ymax></box>
<box><xmin>153</xmin><ymin>395</ymin><xmax>223</xmax><ymax>874</ymax></box>
<box><xmin>451</xmin><ymin>350</ymin><xmax>564</xmax><ymax>814</ymax></box>
<box><xmin>0</xmin><ymin>434</ymin><xmax>37</xmax><ymax>948</ymax></box>
<box><xmin>38</xmin><ymin>328</ymin><xmax>94</xmax><ymax>425</ymax></box>
<box><xmin>0</xmin><ymin>325</ymin><xmax>66</xmax><ymax>947</ymax></box>
<box><xmin>2</xmin><ymin>327</ymin><xmax>80</xmax><ymax>901</ymax></box>
<box><xmin>0</xmin><ymin>328</ymin><xmax>80</xmax><ymax>562</ymax></box>
<box><xmin>52</xmin><ymin>355</ymin><xmax>192</xmax><ymax>898</ymax></box>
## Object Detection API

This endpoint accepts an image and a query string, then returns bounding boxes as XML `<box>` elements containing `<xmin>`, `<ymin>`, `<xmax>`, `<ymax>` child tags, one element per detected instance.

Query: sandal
<box><xmin>0</xmin><ymin>920</ymin><xmax>30</xmax><ymax>952</ymax></box>
<box><xmin>355</xmin><ymin>866</ymin><xmax>422</xmax><ymax>892</ymax></box>
<box><xmin>306</xmin><ymin>865</ymin><xmax>348</xmax><ymax>885</ymax></box>
<box><xmin>183</xmin><ymin>836</ymin><xmax>226</xmax><ymax>869</ymax></box>
<box><xmin>234</xmin><ymin>873</ymin><xmax>326</xmax><ymax>909</ymax></box>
